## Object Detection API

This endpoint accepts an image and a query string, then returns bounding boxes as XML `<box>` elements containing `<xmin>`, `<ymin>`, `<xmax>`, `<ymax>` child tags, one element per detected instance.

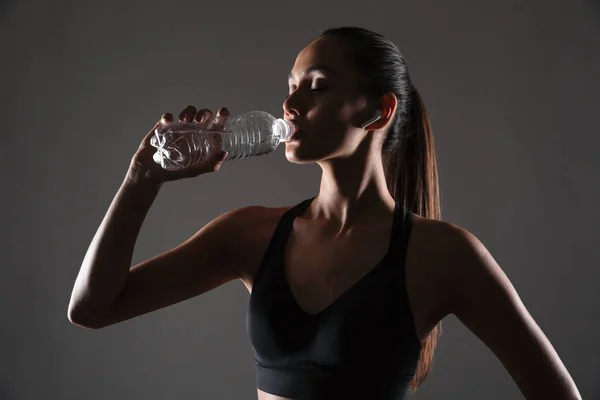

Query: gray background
<box><xmin>2</xmin><ymin>0</ymin><xmax>599</xmax><ymax>399</ymax></box>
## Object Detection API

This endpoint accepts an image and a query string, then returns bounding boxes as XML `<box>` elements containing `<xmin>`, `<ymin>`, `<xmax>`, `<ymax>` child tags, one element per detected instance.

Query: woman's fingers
<box><xmin>178</xmin><ymin>105</ymin><xmax>197</xmax><ymax>123</ymax></box>
<box><xmin>193</xmin><ymin>108</ymin><xmax>212</xmax><ymax>124</ymax></box>
<box><xmin>161</xmin><ymin>112</ymin><xmax>173</xmax><ymax>124</ymax></box>
<box><xmin>209</xmin><ymin>106</ymin><xmax>230</xmax><ymax>131</ymax></box>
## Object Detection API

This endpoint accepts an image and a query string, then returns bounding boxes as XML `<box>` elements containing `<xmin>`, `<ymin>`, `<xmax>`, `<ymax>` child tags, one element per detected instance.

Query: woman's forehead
<box><xmin>291</xmin><ymin>38</ymin><xmax>353</xmax><ymax>78</ymax></box>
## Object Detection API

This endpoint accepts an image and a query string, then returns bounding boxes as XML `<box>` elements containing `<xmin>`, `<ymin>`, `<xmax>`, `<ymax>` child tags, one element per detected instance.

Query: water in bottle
<box><xmin>150</xmin><ymin>111</ymin><xmax>297</xmax><ymax>171</ymax></box>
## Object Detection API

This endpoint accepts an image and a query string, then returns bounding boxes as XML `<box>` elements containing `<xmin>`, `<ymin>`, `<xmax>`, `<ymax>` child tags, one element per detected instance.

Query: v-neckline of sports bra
<box><xmin>280</xmin><ymin>197</ymin><xmax>402</xmax><ymax>318</ymax></box>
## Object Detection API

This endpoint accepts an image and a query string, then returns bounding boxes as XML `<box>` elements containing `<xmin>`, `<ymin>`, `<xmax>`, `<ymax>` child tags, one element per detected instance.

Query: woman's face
<box><xmin>283</xmin><ymin>37</ymin><xmax>375</xmax><ymax>164</ymax></box>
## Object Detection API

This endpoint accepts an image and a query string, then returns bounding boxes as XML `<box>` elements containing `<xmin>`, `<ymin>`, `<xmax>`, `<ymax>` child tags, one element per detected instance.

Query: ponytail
<box><xmin>384</xmin><ymin>83</ymin><xmax>443</xmax><ymax>392</ymax></box>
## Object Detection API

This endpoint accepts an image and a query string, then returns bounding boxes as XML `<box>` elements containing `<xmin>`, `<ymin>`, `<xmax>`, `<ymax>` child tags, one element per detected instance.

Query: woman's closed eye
<box><xmin>284</xmin><ymin>87</ymin><xmax>327</xmax><ymax>101</ymax></box>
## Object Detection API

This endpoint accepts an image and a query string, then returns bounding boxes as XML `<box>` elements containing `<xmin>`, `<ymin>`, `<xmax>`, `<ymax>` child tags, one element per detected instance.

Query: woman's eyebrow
<box><xmin>288</xmin><ymin>65</ymin><xmax>337</xmax><ymax>81</ymax></box>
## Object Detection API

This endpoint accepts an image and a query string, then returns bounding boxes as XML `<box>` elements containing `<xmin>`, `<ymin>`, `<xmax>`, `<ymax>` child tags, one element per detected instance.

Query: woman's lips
<box><xmin>284</xmin><ymin>120</ymin><xmax>302</xmax><ymax>140</ymax></box>
<box><xmin>287</xmin><ymin>129</ymin><xmax>304</xmax><ymax>141</ymax></box>
<box><xmin>286</xmin><ymin>123</ymin><xmax>302</xmax><ymax>141</ymax></box>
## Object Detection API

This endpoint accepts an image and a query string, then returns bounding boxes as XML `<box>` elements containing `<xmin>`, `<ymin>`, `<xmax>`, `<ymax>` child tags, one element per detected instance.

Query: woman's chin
<box><xmin>284</xmin><ymin>141</ymin><xmax>319</xmax><ymax>164</ymax></box>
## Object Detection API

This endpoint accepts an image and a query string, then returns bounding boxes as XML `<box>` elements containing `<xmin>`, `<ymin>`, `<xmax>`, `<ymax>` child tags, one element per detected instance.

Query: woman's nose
<box><xmin>283</xmin><ymin>97</ymin><xmax>296</xmax><ymax>116</ymax></box>
<box><xmin>283</xmin><ymin>91</ymin><xmax>303</xmax><ymax>116</ymax></box>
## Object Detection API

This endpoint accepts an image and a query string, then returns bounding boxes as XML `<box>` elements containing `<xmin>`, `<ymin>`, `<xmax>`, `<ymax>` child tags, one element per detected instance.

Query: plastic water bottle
<box><xmin>150</xmin><ymin>110</ymin><xmax>297</xmax><ymax>171</ymax></box>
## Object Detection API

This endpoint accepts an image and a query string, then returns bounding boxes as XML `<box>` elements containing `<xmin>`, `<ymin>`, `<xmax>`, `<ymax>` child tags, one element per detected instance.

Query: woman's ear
<box><xmin>361</xmin><ymin>92</ymin><xmax>397</xmax><ymax>130</ymax></box>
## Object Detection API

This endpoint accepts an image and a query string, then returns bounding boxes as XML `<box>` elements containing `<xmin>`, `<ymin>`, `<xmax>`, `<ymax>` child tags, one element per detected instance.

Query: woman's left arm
<box><xmin>443</xmin><ymin>224</ymin><xmax>582</xmax><ymax>400</ymax></box>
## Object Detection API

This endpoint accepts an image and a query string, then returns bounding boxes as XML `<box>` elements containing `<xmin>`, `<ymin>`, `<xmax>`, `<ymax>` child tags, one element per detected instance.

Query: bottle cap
<box><xmin>276</xmin><ymin>119</ymin><xmax>297</xmax><ymax>141</ymax></box>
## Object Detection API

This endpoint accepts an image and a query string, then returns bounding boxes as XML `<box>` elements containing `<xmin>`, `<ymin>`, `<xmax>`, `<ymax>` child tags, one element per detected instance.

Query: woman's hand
<box><xmin>127</xmin><ymin>105</ymin><xmax>230</xmax><ymax>186</ymax></box>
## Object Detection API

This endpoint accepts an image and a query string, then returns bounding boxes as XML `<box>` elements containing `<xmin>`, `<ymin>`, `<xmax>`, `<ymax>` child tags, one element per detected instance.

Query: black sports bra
<box><xmin>246</xmin><ymin>197</ymin><xmax>422</xmax><ymax>399</ymax></box>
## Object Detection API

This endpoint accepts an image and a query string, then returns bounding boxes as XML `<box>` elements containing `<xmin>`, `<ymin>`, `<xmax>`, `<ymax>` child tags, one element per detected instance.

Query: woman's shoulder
<box><xmin>407</xmin><ymin>214</ymin><xmax>473</xmax><ymax>288</ymax></box>
<box><xmin>407</xmin><ymin>212</ymin><xmax>497</xmax><ymax>317</ymax></box>
<box><xmin>409</xmin><ymin>212</ymin><xmax>479</xmax><ymax>278</ymax></box>
<box><xmin>410</xmin><ymin>213</ymin><xmax>478</xmax><ymax>254</ymax></box>
<box><xmin>218</xmin><ymin>201</ymin><xmax>295</xmax><ymax>230</ymax></box>
<box><xmin>222</xmin><ymin>203</ymin><xmax>295</xmax><ymax>287</ymax></box>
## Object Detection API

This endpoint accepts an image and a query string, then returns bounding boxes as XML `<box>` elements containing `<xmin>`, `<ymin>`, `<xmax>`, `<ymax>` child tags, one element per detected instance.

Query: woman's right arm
<box><xmin>68</xmin><ymin>176</ymin><xmax>162</xmax><ymax>327</ymax></box>
<box><xmin>68</xmin><ymin>106</ymin><xmax>236</xmax><ymax>329</ymax></box>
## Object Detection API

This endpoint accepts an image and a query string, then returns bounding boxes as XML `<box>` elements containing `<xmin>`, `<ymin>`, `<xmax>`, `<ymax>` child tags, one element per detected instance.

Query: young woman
<box><xmin>68</xmin><ymin>27</ymin><xmax>581</xmax><ymax>400</ymax></box>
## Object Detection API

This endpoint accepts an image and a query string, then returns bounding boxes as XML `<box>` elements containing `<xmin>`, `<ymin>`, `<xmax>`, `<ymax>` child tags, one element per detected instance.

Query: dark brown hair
<box><xmin>320</xmin><ymin>26</ymin><xmax>442</xmax><ymax>392</ymax></box>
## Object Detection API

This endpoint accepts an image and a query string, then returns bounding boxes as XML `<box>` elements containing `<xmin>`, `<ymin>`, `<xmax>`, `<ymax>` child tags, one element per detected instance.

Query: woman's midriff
<box><xmin>257</xmin><ymin>388</ymin><xmax>294</xmax><ymax>400</ymax></box>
